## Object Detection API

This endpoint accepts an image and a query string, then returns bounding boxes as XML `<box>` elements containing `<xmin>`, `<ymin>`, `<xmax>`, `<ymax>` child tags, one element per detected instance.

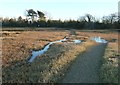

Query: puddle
<box><xmin>28</xmin><ymin>36</ymin><xmax>107</xmax><ymax>63</ymax></box>
<box><xmin>28</xmin><ymin>38</ymin><xmax>80</xmax><ymax>63</ymax></box>
<box><xmin>73</xmin><ymin>40</ymin><xmax>81</xmax><ymax>43</ymax></box>
<box><xmin>90</xmin><ymin>36</ymin><xmax>108</xmax><ymax>43</ymax></box>
<box><xmin>28</xmin><ymin>38</ymin><xmax>66</xmax><ymax>62</ymax></box>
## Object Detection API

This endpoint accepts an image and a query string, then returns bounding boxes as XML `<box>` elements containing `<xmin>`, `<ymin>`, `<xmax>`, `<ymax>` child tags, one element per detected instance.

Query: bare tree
<box><xmin>37</xmin><ymin>11</ymin><xmax>46</xmax><ymax>21</ymax></box>
<box><xmin>18</xmin><ymin>16</ymin><xmax>22</xmax><ymax>22</ymax></box>
<box><xmin>26</xmin><ymin>9</ymin><xmax>37</xmax><ymax>23</ymax></box>
<box><xmin>102</xmin><ymin>13</ymin><xmax>118</xmax><ymax>24</ymax></box>
<box><xmin>102</xmin><ymin>16</ymin><xmax>110</xmax><ymax>24</ymax></box>
<box><xmin>109</xmin><ymin>14</ymin><xmax>117</xmax><ymax>24</ymax></box>
<box><xmin>85</xmin><ymin>14</ymin><xmax>94</xmax><ymax>22</ymax></box>
<box><xmin>78</xmin><ymin>16</ymin><xmax>86</xmax><ymax>22</ymax></box>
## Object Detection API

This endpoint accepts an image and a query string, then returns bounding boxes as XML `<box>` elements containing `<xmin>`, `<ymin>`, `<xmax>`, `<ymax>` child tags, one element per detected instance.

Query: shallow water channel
<box><xmin>90</xmin><ymin>36</ymin><xmax>108</xmax><ymax>43</ymax></box>
<box><xmin>28</xmin><ymin>38</ymin><xmax>81</xmax><ymax>62</ymax></box>
<box><xmin>28</xmin><ymin>36</ymin><xmax>107</xmax><ymax>63</ymax></box>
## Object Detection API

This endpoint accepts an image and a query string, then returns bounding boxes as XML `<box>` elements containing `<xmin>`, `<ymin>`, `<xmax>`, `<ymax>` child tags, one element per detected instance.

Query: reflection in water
<box><xmin>90</xmin><ymin>36</ymin><xmax>108</xmax><ymax>43</ymax></box>
<box><xmin>73</xmin><ymin>40</ymin><xmax>81</xmax><ymax>43</ymax></box>
<box><xmin>28</xmin><ymin>38</ymin><xmax>69</xmax><ymax>62</ymax></box>
<box><xmin>28</xmin><ymin>36</ymin><xmax>107</xmax><ymax>63</ymax></box>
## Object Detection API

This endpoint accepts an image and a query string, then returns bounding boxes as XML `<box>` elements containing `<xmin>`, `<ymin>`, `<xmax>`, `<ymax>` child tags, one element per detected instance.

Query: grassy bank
<box><xmin>100</xmin><ymin>42</ymin><xmax>119</xmax><ymax>83</ymax></box>
<box><xmin>2</xmin><ymin>29</ymin><xmax>118</xmax><ymax>83</ymax></box>
<box><xmin>2</xmin><ymin>31</ymin><xmax>67</xmax><ymax>66</ymax></box>
<box><xmin>41</xmin><ymin>40</ymin><xmax>97</xmax><ymax>83</ymax></box>
<box><xmin>2</xmin><ymin>40</ymin><xmax>96</xmax><ymax>83</ymax></box>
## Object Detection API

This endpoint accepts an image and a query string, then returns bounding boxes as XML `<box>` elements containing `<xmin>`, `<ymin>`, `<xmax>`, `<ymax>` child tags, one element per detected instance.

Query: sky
<box><xmin>0</xmin><ymin>0</ymin><xmax>119</xmax><ymax>20</ymax></box>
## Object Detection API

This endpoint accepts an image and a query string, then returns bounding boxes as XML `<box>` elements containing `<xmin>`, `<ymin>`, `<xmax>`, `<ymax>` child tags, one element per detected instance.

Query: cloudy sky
<box><xmin>0</xmin><ymin>0</ymin><xmax>119</xmax><ymax>20</ymax></box>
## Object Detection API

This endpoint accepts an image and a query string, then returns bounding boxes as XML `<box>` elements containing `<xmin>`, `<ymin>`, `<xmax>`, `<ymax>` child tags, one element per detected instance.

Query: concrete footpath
<box><xmin>60</xmin><ymin>43</ymin><xmax>107</xmax><ymax>83</ymax></box>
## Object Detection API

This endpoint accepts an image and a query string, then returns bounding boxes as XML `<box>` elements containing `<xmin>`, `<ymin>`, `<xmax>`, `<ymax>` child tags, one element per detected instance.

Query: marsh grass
<box><xmin>2</xmin><ymin>31</ymin><xmax>67</xmax><ymax>66</ymax></box>
<box><xmin>40</xmin><ymin>40</ymin><xmax>96</xmax><ymax>83</ymax></box>
<box><xmin>100</xmin><ymin>42</ymin><xmax>119</xmax><ymax>83</ymax></box>
<box><xmin>2</xmin><ymin>30</ymin><xmax>118</xmax><ymax>83</ymax></box>
<box><xmin>2</xmin><ymin>40</ymin><xmax>96</xmax><ymax>83</ymax></box>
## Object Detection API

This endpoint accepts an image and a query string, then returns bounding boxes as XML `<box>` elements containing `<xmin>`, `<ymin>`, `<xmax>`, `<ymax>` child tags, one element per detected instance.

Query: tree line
<box><xmin>1</xmin><ymin>9</ymin><xmax>120</xmax><ymax>29</ymax></box>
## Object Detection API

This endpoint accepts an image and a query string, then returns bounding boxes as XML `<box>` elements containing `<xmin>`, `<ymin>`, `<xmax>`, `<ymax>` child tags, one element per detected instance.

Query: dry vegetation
<box><xmin>40</xmin><ymin>40</ymin><xmax>97</xmax><ymax>83</ymax></box>
<box><xmin>2</xmin><ymin>30</ymin><xmax>67</xmax><ymax>66</ymax></box>
<box><xmin>76</xmin><ymin>30</ymin><xmax>118</xmax><ymax>42</ymax></box>
<box><xmin>2</xmin><ymin>40</ymin><xmax>96</xmax><ymax>83</ymax></box>
<box><xmin>100</xmin><ymin>42</ymin><xmax>119</xmax><ymax>83</ymax></box>
<box><xmin>2</xmin><ymin>29</ymin><xmax>118</xmax><ymax>83</ymax></box>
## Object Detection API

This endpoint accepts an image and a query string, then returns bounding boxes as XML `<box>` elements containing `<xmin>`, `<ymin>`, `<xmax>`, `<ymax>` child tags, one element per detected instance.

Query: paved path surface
<box><xmin>60</xmin><ymin>43</ymin><xmax>107</xmax><ymax>83</ymax></box>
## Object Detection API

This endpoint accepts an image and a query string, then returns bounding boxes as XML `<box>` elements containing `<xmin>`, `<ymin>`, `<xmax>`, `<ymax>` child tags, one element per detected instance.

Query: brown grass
<box><xmin>100</xmin><ymin>41</ymin><xmax>119</xmax><ymax>83</ymax></box>
<box><xmin>41</xmin><ymin>40</ymin><xmax>97</xmax><ymax>83</ymax></box>
<box><xmin>2</xmin><ymin>30</ymin><xmax>118</xmax><ymax>67</ymax></box>
<box><xmin>2</xmin><ymin>29</ymin><xmax>118</xmax><ymax>83</ymax></box>
<box><xmin>2</xmin><ymin>31</ymin><xmax>67</xmax><ymax>66</ymax></box>
<box><xmin>76</xmin><ymin>31</ymin><xmax>118</xmax><ymax>41</ymax></box>
<box><xmin>2</xmin><ymin>40</ymin><xmax>96</xmax><ymax>83</ymax></box>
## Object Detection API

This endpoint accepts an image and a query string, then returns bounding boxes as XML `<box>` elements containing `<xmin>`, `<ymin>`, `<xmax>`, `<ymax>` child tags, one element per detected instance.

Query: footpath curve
<box><xmin>60</xmin><ymin>43</ymin><xmax>107</xmax><ymax>83</ymax></box>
